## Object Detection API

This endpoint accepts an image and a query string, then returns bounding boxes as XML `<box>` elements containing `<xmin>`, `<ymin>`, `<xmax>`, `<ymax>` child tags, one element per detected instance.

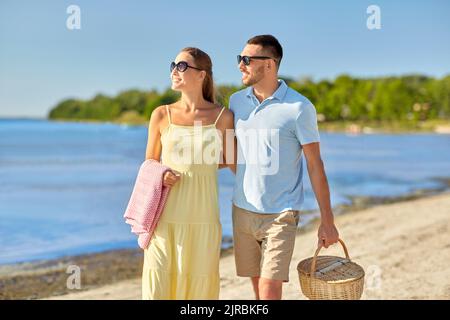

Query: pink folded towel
<box><xmin>123</xmin><ymin>159</ymin><xmax>171</xmax><ymax>249</ymax></box>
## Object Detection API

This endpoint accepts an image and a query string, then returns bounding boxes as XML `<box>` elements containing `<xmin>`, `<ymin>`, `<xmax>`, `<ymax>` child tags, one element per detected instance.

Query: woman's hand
<box><xmin>163</xmin><ymin>170</ymin><xmax>181</xmax><ymax>187</ymax></box>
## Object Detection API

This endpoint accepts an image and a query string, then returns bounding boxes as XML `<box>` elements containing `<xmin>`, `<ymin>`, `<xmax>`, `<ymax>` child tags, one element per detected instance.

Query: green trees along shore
<box><xmin>48</xmin><ymin>74</ymin><xmax>450</xmax><ymax>132</ymax></box>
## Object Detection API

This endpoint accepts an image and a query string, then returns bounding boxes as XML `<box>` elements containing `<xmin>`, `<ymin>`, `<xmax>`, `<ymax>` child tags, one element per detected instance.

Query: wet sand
<box><xmin>1</xmin><ymin>191</ymin><xmax>449</xmax><ymax>300</ymax></box>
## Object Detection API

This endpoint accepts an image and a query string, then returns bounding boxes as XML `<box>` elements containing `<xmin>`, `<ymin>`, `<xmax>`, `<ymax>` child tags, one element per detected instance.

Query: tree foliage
<box><xmin>48</xmin><ymin>75</ymin><xmax>450</xmax><ymax>123</ymax></box>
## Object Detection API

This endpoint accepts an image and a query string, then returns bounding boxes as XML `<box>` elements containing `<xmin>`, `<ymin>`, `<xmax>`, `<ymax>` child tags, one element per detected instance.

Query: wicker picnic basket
<box><xmin>297</xmin><ymin>239</ymin><xmax>365</xmax><ymax>300</ymax></box>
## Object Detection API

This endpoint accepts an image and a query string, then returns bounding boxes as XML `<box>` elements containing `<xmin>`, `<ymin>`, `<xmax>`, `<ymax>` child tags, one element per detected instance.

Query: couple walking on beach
<box><xmin>142</xmin><ymin>35</ymin><xmax>339</xmax><ymax>300</ymax></box>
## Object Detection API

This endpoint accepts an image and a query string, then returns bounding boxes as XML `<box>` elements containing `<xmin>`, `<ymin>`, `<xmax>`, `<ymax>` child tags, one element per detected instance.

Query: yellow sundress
<box><xmin>141</xmin><ymin>105</ymin><xmax>225</xmax><ymax>300</ymax></box>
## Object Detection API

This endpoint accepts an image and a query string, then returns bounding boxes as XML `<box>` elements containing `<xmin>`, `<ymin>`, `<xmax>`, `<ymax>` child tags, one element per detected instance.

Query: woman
<box><xmin>142</xmin><ymin>47</ymin><xmax>234</xmax><ymax>299</ymax></box>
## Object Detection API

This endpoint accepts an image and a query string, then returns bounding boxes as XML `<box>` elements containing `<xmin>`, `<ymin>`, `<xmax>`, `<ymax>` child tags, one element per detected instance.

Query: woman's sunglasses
<box><xmin>170</xmin><ymin>61</ymin><xmax>203</xmax><ymax>73</ymax></box>
<box><xmin>237</xmin><ymin>55</ymin><xmax>276</xmax><ymax>66</ymax></box>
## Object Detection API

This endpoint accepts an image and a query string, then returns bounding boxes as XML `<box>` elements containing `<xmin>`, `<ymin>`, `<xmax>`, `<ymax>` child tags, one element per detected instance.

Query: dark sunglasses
<box><xmin>170</xmin><ymin>61</ymin><xmax>203</xmax><ymax>73</ymax></box>
<box><xmin>237</xmin><ymin>55</ymin><xmax>276</xmax><ymax>66</ymax></box>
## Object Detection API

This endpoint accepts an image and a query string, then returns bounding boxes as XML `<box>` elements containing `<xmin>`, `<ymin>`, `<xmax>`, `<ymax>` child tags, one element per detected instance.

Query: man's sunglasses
<box><xmin>170</xmin><ymin>61</ymin><xmax>203</xmax><ymax>73</ymax></box>
<box><xmin>237</xmin><ymin>55</ymin><xmax>276</xmax><ymax>66</ymax></box>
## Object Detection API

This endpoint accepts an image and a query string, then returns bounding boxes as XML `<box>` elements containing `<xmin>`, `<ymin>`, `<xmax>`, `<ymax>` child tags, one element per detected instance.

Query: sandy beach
<box><xmin>31</xmin><ymin>192</ymin><xmax>449</xmax><ymax>300</ymax></box>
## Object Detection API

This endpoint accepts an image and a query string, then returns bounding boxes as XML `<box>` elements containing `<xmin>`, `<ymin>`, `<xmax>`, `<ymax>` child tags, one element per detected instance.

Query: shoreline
<box><xmin>4</xmin><ymin>117</ymin><xmax>450</xmax><ymax>134</ymax></box>
<box><xmin>54</xmin><ymin>118</ymin><xmax>450</xmax><ymax>134</ymax></box>
<box><xmin>1</xmin><ymin>182</ymin><xmax>449</xmax><ymax>300</ymax></box>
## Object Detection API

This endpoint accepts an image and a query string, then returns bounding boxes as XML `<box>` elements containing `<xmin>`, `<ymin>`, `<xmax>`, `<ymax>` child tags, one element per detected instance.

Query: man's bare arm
<box><xmin>302</xmin><ymin>142</ymin><xmax>339</xmax><ymax>248</ymax></box>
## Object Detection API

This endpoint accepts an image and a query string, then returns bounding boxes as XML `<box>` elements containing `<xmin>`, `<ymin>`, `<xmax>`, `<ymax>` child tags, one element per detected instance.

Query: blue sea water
<box><xmin>0</xmin><ymin>119</ymin><xmax>449</xmax><ymax>264</ymax></box>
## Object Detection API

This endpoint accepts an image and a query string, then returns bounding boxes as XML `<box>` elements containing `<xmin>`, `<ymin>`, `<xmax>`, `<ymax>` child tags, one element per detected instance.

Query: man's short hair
<box><xmin>247</xmin><ymin>34</ymin><xmax>283</xmax><ymax>68</ymax></box>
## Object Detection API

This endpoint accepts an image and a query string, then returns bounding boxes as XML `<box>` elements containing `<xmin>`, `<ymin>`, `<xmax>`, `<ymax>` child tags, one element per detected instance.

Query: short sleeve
<box><xmin>295</xmin><ymin>102</ymin><xmax>320</xmax><ymax>145</ymax></box>
<box><xmin>228</xmin><ymin>93</ymin><xmax>236</xmax><ymax>113</ymax></box>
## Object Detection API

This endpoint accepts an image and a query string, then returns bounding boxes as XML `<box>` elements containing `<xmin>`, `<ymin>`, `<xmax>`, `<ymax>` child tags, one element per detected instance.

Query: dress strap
<box><xmin>165</xmin><ymin>105</ymin><xmax>171</xmax><ymax>125</ymax></box>
<box><xmin>214</xmin><ymin>106</ymin><xmax>226</xmax><ymax>125</ymax></box>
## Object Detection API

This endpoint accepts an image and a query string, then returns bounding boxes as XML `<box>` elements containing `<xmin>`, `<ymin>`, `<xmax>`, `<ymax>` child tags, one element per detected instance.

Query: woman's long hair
<box><xmin>181</xmin><ymin>47</ymin><xmax>215</xmax><ymax>104</ymax></box>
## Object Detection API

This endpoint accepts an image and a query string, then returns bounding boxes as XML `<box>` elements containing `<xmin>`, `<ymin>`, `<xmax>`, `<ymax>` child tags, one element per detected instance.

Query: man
<box><xmin>228</xmin><ymin>35</ymin><xmax>339</xmax><ymax>300</ymax></box>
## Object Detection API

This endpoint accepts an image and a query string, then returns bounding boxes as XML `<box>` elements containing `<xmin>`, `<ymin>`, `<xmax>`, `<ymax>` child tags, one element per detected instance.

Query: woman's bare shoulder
<box><xmin>149</xmin><ymin>103</ymin><xmax>178</xmax><ymax>123</ymax></box>
<box><xmin>147</xmin><ymin>104</ymin><xmax>174</xmax><ymax>135</ymax></box>
<box><xmin>221</xmin><ymin>106</ymin><xmax>233</xmax><ymax>117</ymax></box>
<box><xmin>215</xmin><ymin>105</ymin><xmax>234</xmax><ymax>128</ymax></box>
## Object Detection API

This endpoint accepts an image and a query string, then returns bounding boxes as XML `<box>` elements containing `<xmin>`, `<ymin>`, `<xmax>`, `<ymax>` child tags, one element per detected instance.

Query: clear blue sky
<box><xmin>1</xmin><ymin>0</ymin><xmax>449</xmax><ymax>117</ymax></box>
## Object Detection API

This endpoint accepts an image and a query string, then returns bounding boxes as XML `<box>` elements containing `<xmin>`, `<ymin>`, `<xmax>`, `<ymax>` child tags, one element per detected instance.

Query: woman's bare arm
<box><xmin>217</xmin><ymin>109</ymin><xmax>236</xmax><ymax>173</ymax></box>
<box><xmin>145</xmin><ymin>106</ymin><xmax>164</xmax><ymax>161</ymax></box>
<box><xmin>145</xmin><ymin>105</ymin><xmax>180</xmax><ymax>187</ymax></box>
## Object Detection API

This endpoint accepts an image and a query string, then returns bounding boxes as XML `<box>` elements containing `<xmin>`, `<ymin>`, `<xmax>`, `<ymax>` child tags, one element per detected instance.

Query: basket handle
<box><xmin>310</xmin><ymin>239</ymin><xmax>350</xmax><ymax>278</ymax></box>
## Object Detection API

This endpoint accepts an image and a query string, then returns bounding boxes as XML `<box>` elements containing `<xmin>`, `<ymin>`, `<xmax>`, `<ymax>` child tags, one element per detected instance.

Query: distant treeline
<box><xmin>48</xmin><ymin>74</ymin><xmax>450</xmax><ymax>123</ymax></box>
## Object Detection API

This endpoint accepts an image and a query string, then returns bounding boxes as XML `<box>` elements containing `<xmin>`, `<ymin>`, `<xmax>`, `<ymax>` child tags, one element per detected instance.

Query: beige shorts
<box><xmin>232</xmin><ymin>204</ymin><xmax>300</xmax><ymax>282</ymax></box>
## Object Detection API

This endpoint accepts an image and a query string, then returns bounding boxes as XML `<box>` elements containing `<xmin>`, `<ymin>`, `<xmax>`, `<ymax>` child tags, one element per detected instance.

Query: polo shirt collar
<box><xmin>246</xmin><ymin>79</ymin><xmax>288</xmax><ymax>103</ymax></box>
